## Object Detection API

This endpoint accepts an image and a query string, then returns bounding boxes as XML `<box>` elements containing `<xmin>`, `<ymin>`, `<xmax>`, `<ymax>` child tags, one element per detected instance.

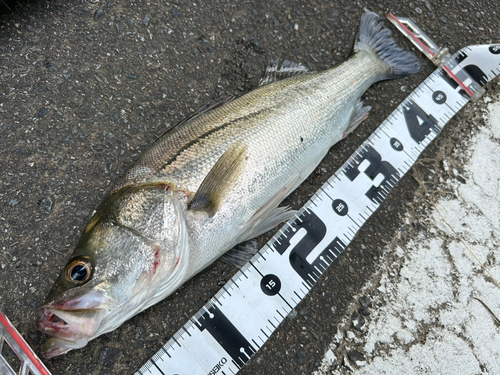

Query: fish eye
<box><xmin>65</xmin><ymin>257</ymin><xmax>92</xmax><ymax>284</ymax></box>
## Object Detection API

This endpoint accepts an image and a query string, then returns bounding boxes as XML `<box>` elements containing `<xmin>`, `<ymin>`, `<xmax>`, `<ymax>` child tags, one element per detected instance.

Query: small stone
<box><xmin>94</xmin><ymin>8</ymin><xmax>104</xmax><ymax>20</ymax></box>
<box><xmin>347</xmin><ymin>350</ymin><xmax>366</xmax><ymax>367</ymax></box>
<box><xmin>249</xmin><ymin>37</ymin><xmax>260</xmax><ymax>47</ymax></box>
<box><xmin>171</xmin><ymin>9</ymin><xmax>182</xmax><ymax>18</ymax></box>
<box><xmin>358</xmin><ymin>308</ymin><xmax>370</xmax><ymax>316</ymax></box>
<box><xmin>297</xmin><ymin>349</ymin><xmax>308</xmax><ymax>364</ymax></box>
<box><xmin>14</xmin><ymin>149</ymin><xmax>31</xmax><ymax>155</ymax></box>
<box><xmin>36</xmin><ymin>108</ymin><xmax>47</xmax><ymax>118</ymax></box>
<box><xmin>135</xmin><ymin>326</ymin><xmax>144</xmax><ymax>340</ymax></box>
<box><xmin>359</xmin><ymin>296</ymin><xmax>372</xmax><ymax>309</ymax></box>
<box><xmin>77</xmin><ymin>210</ymin><xmax>90</xmax><ymax>217</ymax></box>
<box><xmin>352</xmin><ymin>311</ymin><xmax>365</xmax><ymax>332</ymax></box>
<box><xmin>39</xmin><ymin>196</ymin><xmax>53</xmax><ymax>215</ymax></box>
<box><xmin>97</xmin><ymin>347</ymin><xmax>120</xmax><ymax>367</ymax></box>
<box><xmin>93</xmin><ymin>144</ymin><xmax>104</xmax><ymax>151</ymax></box>
<box><xmin>142</xmin><ymin>15</ymin><xmax>150</xmax><ymax>26</ymax></box>
<box><xmin>9</xmin><ymin>199</ymin><xmax>19</xmax><ymax>207</ymax></box>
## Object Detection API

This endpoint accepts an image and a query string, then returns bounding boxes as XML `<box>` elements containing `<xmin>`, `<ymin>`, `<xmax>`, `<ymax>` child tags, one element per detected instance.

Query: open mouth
<box><xmin>36</xmin><ymin>306</ymin><xmax>106</xmax><ymax>341</ymax></box>
<box><xmin>36</xmin><ymin>305</ymin><xmax>106</xmax><ymax>358</ymax></box>
<box><xmin>36</xmin><ymin>308</ymin><xmax>70</xmax><ymax>334</ymax></box>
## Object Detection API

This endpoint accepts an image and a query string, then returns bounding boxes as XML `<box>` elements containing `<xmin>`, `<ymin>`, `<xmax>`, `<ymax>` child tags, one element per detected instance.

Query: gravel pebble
<box><xmin>347</xmin><ymin>350</ymin><xmax>366</xmax><ymax>367</ymax></box>
<box><xmin>38</xmin><ymin>197</ymin><xmax>53</xmax><ymax>215</ymax></box>
<box><xmin>94</xmin><ymin>8</ymin><xmax>104</xmax><ymax>20</ymax></box>
<box><xmin>297</xmin><ymin>349</ymin><xmax>308</xmax><ymax>364</ymax></box>
<box><xmin>359</xmin><ymin>296</ymin><xmax>372</xmax><ymax>309</ymax></box>
<box><xmin>352</xmin><ymin>311</ymin><xmax>366</xmax><ymax>332</ymax></box>
<box><xmin>171</xmin><ymin>9</ymin><xmax>182</xmax><ymax>17</ymax></box>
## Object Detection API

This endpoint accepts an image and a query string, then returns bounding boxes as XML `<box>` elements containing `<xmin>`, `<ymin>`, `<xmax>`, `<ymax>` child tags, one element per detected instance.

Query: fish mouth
<box><xmin>36</xmin><ymin>306</ymin><xmax>105</xmax><ymax>338</ymax></box>
<box><xmin>36</xmin><ymin>291</ymin><xmax>110</xmax><ymax>357</ymax></box>
<box><xmin>36</xmin><ymin>306</ymin><xmax>106</xmax><ymax>358</ymax></box>
<box><xmin>36</xmin><ymin>307</ymin><xmax>71</xmax><ymax>334</ymax></box>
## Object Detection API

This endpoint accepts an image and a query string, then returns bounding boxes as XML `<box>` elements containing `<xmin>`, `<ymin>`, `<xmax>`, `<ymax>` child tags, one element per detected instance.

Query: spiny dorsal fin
<box><xmin>259</xmin><ymin>59</ymin><xmax>311</xmax><ymax>86</ymax></box>
<box><xmin>188</xmin><ymin>141</ymin><xmax>248</xmax><ymax>217</ymax></box>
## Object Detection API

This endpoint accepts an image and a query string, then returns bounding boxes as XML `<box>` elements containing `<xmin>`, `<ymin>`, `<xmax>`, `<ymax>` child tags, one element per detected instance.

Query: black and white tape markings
<box><xmin>136</xmin><ymin>44</ymin><xmax>500</xmax><ymax>375</ymax></box>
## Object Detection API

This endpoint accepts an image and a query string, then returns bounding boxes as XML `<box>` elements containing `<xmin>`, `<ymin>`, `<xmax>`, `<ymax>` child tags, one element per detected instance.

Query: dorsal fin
<box><xmin>188</xmin><ymin>141</ymin><xmax>248</xmax><ymax>217</ymax></box>
<box><xmin>259</xmin><ymin>59</ymin><xmax>311</xmax><ymax>86</ymax></box>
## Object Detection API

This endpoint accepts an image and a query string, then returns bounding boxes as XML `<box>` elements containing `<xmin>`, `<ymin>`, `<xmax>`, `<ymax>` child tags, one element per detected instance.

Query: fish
<box><xmin>36</xmin><ymin>11</ymin><xmax>420</xmax><ymax>358</ymax></box>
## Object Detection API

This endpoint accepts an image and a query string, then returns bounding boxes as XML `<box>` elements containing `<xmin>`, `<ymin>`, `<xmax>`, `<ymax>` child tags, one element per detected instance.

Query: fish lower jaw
<box><xmin>40</xmin><ymin>336</ymin><xmax>90</xmax><ymax>358</ymax></box>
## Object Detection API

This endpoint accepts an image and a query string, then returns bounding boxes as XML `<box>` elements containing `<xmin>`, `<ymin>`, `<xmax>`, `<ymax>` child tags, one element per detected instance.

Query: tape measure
<box><xmin>132</xmin><ymin>15</ymin><xmax>500</xmax><ymax>375</ymax></box>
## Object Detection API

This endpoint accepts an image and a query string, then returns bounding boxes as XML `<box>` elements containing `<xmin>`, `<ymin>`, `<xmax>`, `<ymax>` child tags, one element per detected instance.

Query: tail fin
<box><xmin>355</xmin><ymin>12</ymin><xmax>421</xmax><ymax>79</ymax></box>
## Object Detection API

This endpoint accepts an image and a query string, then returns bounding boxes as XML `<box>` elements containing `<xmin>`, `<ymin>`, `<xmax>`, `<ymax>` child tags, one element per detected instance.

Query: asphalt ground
<box><xmin>0</xmin><ymin>1</ymin><xmax>499</xmax><ymax>374</ymax></box>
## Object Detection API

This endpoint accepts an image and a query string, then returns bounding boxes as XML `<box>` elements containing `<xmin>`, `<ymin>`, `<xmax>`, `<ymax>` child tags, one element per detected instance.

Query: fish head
<box><xmin>37</xmin><ymin>186</ymin><xmax>190</xmax><ymax>357</ymax></box>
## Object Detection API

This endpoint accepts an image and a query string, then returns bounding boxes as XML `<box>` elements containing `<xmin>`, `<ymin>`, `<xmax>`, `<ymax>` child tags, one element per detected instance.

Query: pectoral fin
<box><xmin>188</xmin><ymin>141</ymin><xmax>248</xmax><ymax>217</ymax></box>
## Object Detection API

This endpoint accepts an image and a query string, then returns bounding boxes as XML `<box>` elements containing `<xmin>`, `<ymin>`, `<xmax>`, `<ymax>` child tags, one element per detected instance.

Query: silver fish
<box><xmin>36</xmin><ymin>11</ymin><xmax>420</xmax><ymax>357</ymax></box>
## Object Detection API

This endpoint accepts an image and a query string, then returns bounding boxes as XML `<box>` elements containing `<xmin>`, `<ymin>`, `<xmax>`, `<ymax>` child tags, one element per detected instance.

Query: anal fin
<box><xmin>343</xmin><ymin>100</ymin><xmax>371</xmax><ymax>138</ymax></box>
<box><xmin>188</xmin><ymin>141</ymin><xmax>247</xmax><ymax>217</ymax></box>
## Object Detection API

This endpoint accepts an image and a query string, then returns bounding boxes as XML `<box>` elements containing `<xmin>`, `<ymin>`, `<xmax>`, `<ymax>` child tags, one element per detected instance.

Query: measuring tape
<box><xmin>130</xmin><ymin>15</ymin><xmax>498</xmax><ymax>375</ymax></box>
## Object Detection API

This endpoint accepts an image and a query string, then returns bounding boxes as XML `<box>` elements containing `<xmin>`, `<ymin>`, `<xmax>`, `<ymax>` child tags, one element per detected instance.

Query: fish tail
<box><xmin>355</xmin><ymin>11</ymin><xmax>421</xmax><ymax>80</ymax></box>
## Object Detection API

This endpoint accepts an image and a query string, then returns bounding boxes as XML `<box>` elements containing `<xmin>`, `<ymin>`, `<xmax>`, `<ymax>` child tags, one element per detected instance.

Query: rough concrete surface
<box><xmin>0</xmin><ymin>1</ymin><xmax>499</xmax><ymax>374</ymax></box>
